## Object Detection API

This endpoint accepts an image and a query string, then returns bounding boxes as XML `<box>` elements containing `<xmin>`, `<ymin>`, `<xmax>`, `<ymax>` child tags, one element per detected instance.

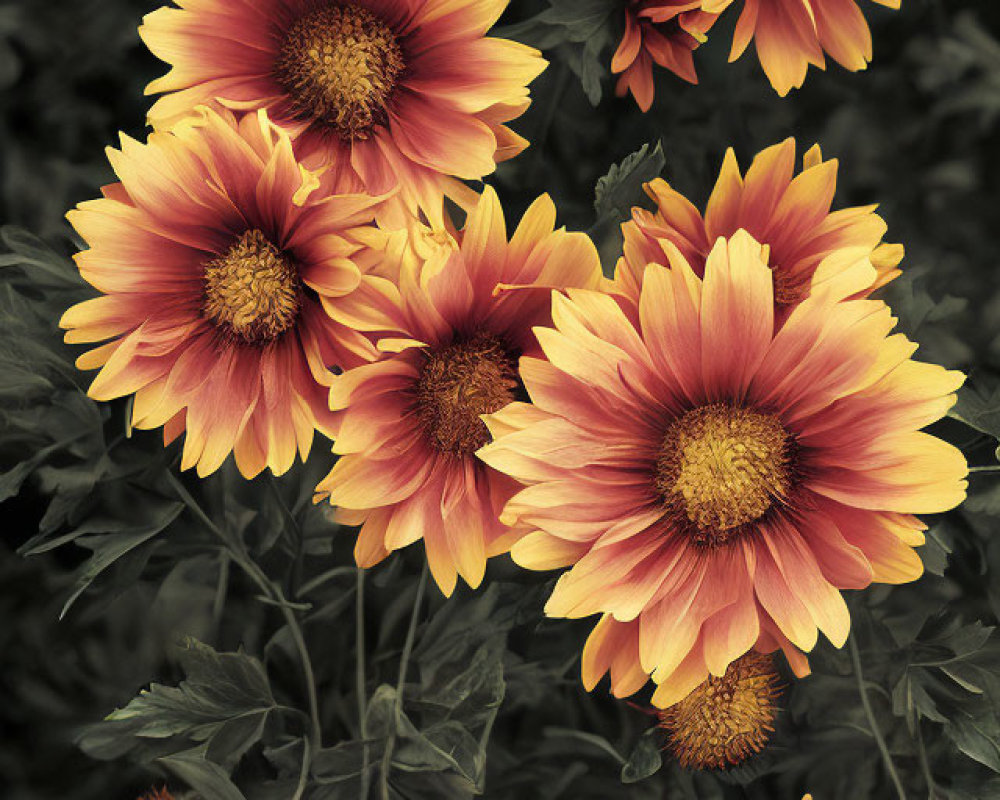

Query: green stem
<box><xmin>357</xmin><ymin>568</ymin><xmax>371</xmax><ymax>800</ymax></box>
<box><xmin>380</xmin><ymin>562</ymin><xmax>429</xmax><ymax>800</ymax></box>
<box><xmin>211</xmin><ymin>552</ymin><xmax>230</xmax><ymax>640</ymax></box>
<box><xmin>914</xmin><ymin>715</ymin><xmax>937</xmax><ymax>799</ymax></box>
<box><xmin>969</xmin><ymin>465</ymin><xmax>1000</xmax><ymax>474</ymax></box>
<box><xmin>278</xmin><ymin>593</ymin><xmax>323</xmax><ymax>751</ymax></box>
<box><xmin>167</xmin><ymin>471</ymin><xmax>322</xmax><ymax>777</ymax></box>
<box><xmin>849</xmin><ymin>634</ymin><xmax>907</xmax><ymax>800</ymax></box>
<box><xmin>291</xmin><ymin>736</ymin><xmax>310</xmax><ymax>800</ymax></box>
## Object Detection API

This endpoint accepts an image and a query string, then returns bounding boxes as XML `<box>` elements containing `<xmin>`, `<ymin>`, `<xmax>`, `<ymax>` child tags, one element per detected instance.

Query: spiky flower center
<box><xmin>274</xmin><ymin>3</ymin><xmax>405</xmax><ymax>141</ymax></box>
<box><xmin>658</xmin><ymin>651</ymin><xmax>783</xmax><ymax>771</ymax></box>
<box><xmin>657</xmin><ymin>404</ymin><xmax>793</xmax><ymax>545</ymax></box>
<box><xmin>203</xmin><ymin>229</ymin><xmax>300</xmax><ymax>345</ymax></box>
<box><xmin>416</xmin><ymin>332</ymin><xmax>518</xmax><ymax>454</ymax></box>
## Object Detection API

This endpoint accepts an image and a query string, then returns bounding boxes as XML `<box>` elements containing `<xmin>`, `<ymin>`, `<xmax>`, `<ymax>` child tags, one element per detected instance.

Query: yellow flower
<box><xmin>614</xmin><ymin>138</ymin><xmax>903</xmax><ymax>325</ymax></box>
<box><xmin>62</xmin><ymin>107</ymin><xmax>391</xmax><ymax>478</ymax></box>
<box><xmin>139</xmin><ymin>0</ymin><xmax>546</xmax><ymax>225</ymax></box>
<box><xmin>315</xmin><ymin>188</ymin><xmax>603</xmax><ymax>595</ymax></box>
<box><xmin>480</xmin><ymin>231</ymin><xmax>967</xmax><ymax>706</ymax></box>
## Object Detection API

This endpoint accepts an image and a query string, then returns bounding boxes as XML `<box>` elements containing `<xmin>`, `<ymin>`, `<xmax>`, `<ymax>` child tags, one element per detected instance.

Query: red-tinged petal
<box><xmin>808</xmin><ymin>432</ymin><xmax>967</xmax><ymax>514</ymax></box>
<box><xmin>319</xmin><ymin>441</ymin><xmax>436</xmax><ymax>508</ymax></box>
<box><xmin>762</xmin><ymin>518</ymin><xmax>851</xmax><ymax>647</ymax></box>
<box><xmin>612</xmin><ymin>11</ymin><xmax>643</xmax><ymax>73</ymax></box>
<box><xmin>389</xmin><ymin>91</ymin><xmax>497</xmax><ymax>179</ymax></box>
<box><xmin>753</xmin><ymin>530</ymin><xmax>819</xmax><ymax>651</ymax></box>
<box><xmin>638</xmin><ymin>259</ymin><xmax>704</xmax><ymax>407</ymax></box>
<box><xmin>406</xmin><ymin>37</ymin><xmax>544</xmax><ymax>114</ymax></box>
<box><xmin>699</xmin><ymin>231</ymin><xmax>774</xmax><ymax>401</ymax></box>
<box><xmin>813</xmin><ymin>0</ymin><xmax>873</xmax><ymax>71</ymax></box>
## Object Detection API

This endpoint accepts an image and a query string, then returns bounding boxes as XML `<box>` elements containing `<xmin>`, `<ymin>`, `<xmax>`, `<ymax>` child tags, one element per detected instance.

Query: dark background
<box><xmin>2</xmin><ymin>1</ymin><xmax>1000</xmax><ymax>798</ymax></box>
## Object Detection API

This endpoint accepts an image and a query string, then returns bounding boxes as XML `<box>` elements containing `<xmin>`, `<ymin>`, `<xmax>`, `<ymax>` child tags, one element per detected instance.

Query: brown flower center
<box><xmin>203</xmin><ymin>229</ymin><xmax>300</xmax><ymax>345</ymax></box>
<box><xmin>416</xmin><ymin>333</ymin><xmax>519</xmax><ymax>454</ymax></box>
<box><xmin>771</xmin><ymin>264</ymin><xmax>809</xmax><ymax>307</ymax></box>
<box><xmin>274</xmin><ymin>3</ymin><xmax>405</xmax><ymax>141</ymax></box>
<box><xmin>658</xmin><ymin>651</ymin><xmax>784</xmax><ymax>770</ymax></box>
<box><xmin>656</xmin><ymin>404</ymin><xmax>793</xmax><ymax>545</ymax></box>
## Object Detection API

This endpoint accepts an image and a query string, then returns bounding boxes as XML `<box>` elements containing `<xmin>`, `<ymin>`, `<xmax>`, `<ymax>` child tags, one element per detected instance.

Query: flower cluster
<box><xmin>61</xmin><ymin>0</ymin><xmax>965</xmax><ymax>774</ymax></box>
<box><xmin>613</xmin><ymin>0</ymin><xmax>901</xmax><ymax>107</ymax></box>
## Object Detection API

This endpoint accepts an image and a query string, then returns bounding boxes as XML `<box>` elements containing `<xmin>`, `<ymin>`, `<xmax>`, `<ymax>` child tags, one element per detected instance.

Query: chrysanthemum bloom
<box><xmin>614</xmin><ymin>138</ymin><xmax>903</xmax><ymax>322</ymax></box>
<box><xmin>61</xmin><ymin>107</ymin><xmax>389</xmax><ymax>479</ymax></box>
<box><xmin>708</xmin><ymin>0</ymin><xmax>900</xmax><ymax>96</ymax></box>
<box><xmin>612</xmin><ymin>1</ymin><xmax>724</xmax><ymax>111</ymax></box>
<box><xmin>658</xmin><ymin>651</ymin><xmax>783</xmax><ymax>769</ymax></box>
<box><xmin>314</xmin><ymin>187</ymin><xmax>603</xmax><ymax>595</ymax></box>
<box><xmin>139</xmin><ymin>0</ymin><xmax>546</xmax><ymax>225</ymax></box>
<box><xmin>479</xmin><ymin>231</ymin><xmax>967</xmax><ymax>706</ymax></box>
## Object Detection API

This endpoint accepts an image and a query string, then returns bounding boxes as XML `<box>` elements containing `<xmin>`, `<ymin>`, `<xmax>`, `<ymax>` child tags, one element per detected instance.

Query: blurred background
<box><xmin>2</xmin><ymin>1</ymin><xmax>1000</xmax><ymax>798</ymax></box>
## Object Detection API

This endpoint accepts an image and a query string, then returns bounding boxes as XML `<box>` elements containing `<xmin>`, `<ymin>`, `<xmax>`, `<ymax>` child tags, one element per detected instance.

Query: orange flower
<box><xmin>612</xmin><ymin>1</ymin><xmax>724</xmax><ymax>111</ymax></box>
<box><xmin>61</xmin><ymin>107</ymin><xmax>389</xmax><ymax>478</ymax></box>
<box><xmin>480</xmin><ymin>231</ymin><xmax>967</xmax><ymax>706</ymax></box>
<box><xmin>139</xmin><ymin>0</ymin><xmax>546</xmax><ymax>225</ymax></box>
<box><xmin>614</xmin><ymin>138</ymin><xmax>902</xmax><ymax>322</ymax></box>
<box><xmin>314</xmin><ymin>187</ymin><xmax>603</xmax><ymax>595</ymax></box>
<box><xmin>712</xmin><ymin>0</ymin><xmax>901</xmax><ymax>96</ymax></box>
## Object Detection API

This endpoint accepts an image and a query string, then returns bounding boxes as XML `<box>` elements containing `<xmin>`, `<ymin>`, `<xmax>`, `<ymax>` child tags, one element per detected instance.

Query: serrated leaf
<box><xmin>105</xmin><ymin>638</ymin><xmax>276</xmax><ymax>767</ymax></box>
<box><xmin>594</xmin><ymin>141</ymin><xmax>665</xmax><ymax>223</ymax></box>
<box><xmin>950</xmin><ymin>379</ymin><xmax>1000</xmax><ymax>449</ymax></box>
<box><xmin>919</xmin><ymin>523</ymin><xmax>953</xmax><ymax>576</ymax></box>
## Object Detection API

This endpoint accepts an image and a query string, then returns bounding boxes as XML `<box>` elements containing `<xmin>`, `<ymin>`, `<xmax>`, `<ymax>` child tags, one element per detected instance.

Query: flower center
<box><xmin>656</xmin><ymin>403</ymin><xmax>793</xmax><ymax>545</ymax></box>
<box><xmin>203</xmin><ymin>229</ymin><xmax>300</xmax><ymax>345</ymax></box>
<box><xmin>658</xmin><ymin>651</ymin><xmax>783</xmax><ymax>770</ymax></box>
<box><xmin>771</xmin><ymin>264</ymin><xmax>809</xmax><ymax>307</ymax></box>
<box><xmin>416</xmin><ymin>333</ymin><xmax>519</xmax><ymax>454</ymax></box>
<box><xmin>274</xmin><ymin>3</ymin><xmax>405</xmax><ymax>141</ymax></box>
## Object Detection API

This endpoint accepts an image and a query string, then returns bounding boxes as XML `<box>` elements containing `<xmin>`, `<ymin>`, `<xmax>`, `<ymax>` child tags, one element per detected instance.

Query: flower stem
<box><xmin>914</xmin><ymin>714</ymin><xmax>937</xmax><ymax>799</ymax></box>
<box><xmin>380</xmin><ymin>561</ymin><xmax>429</xmax><ymax>800</ymax></box>
<box><xmin>167</xmin><ymin>471</ymin><xmax>322</xmax><ymax>782</ymax></box>
<box><xmin>357</xmin><ymin>567</ymin><xmax>371</xmax><ymax>800</ymax></box>
<box><xmin>969</xmin><ymin>465</ymin><xmax>1000</xmax><ymax>474</ymax></box>
<box><xmin>849</xmin><ymin>633</ymin><xmax>907</xmax><ymax>800</ymax></box>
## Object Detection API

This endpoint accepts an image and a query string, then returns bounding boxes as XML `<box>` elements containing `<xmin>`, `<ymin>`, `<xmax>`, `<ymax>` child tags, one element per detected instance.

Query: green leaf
<box><xmin>158</xmin><ymin>747</ymin><xmax>249</xmax><ymax>800</ymax></box>
<box><xmin>105</xmin><ymin>638</ymin><xmax>276</xmax><ymax>768</ymax></box>
<box><xmin>59</xmin><ymin>499</ymin><xmax>185</xmax><ymax>617</ymax></box>
<box><xmin>919</xmin><ymin>523</ymin><xmax>954</xmax><ymax>576</ymax></box>
<box><xmin>594</xmin><ymin>141</ymin><xmax>665</xmax><ymax>223</ymax></box>
<box><xmin>621</xmin><ymin>727</ymin><xmax>663</xmax><ymax>784</ymax></box>
<box><xmin>499</xmin><ymin>0</ymin><xmax>616</xmax><ymax>105</ymax></box>
<box><xmin>951</xmin><ymin>379</ymin><xmax>1000</xmax><ymax>457</ymax></box>
<box><xmin>0</xmin><ymin>224</ymin><xmax>83</xmax><ymax>289</ymax></box>
<box><xmin>948</xmin><ymin>712</ymin><xmax>1000</xmax><ymax>773</ymax></box>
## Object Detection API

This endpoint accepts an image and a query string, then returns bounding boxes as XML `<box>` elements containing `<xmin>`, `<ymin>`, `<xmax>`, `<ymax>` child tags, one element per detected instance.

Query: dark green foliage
<box><xmin>3</xmin><ymin>0</ymin><xmax>1000</xmax><ymax>799</ymax></box>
